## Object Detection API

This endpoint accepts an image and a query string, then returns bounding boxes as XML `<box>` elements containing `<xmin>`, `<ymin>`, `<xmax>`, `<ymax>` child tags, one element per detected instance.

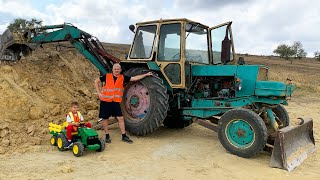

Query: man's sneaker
<box><xmin>105</xmin><ymin>137</ymin><xmax>111</xmax><ymax>144</ymax></box>
<box><xmin>66</xmin><ymin>141</ymin><xmax>73</xmax><ymax>148</ymax></box>
<box><xmin>122</xmin><ymin>136</ymin><xmax>133</xmax><ymax>144</ymax></box>
<box><xmin>97</xmin><ymin>118</ymin><xmax>103</xmax><ymax>124</ymax></box>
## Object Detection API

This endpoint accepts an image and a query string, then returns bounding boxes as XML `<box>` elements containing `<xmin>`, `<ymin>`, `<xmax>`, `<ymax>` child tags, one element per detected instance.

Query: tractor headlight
<box><xmin>235</xmin><ymin>78</ymin><xmax>242</xmax><ymax>91</ymax></box>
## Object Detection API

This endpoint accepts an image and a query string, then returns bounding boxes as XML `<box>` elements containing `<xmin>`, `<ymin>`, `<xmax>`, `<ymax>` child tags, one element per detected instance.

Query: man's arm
<box><xmin>94</xmin><ymin>78</ymin><xmax>103</xmax><ymax>98</ymax></box>
<box><xmin>130</xmin><ymin>72</ymin><xmax>153</xmax><ymax>82</ymax></box>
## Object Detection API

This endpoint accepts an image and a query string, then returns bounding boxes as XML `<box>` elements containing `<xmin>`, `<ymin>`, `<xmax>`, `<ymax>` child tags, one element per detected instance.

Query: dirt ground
<box><xmin>0</xmin><ymin>96</ymin><xmax>319</xmax><ymax>179</ymax></box>
<box><xmin>0</xmin><ymin>43</ymin><xmax>319</xmax><ymax>179</ymax></box>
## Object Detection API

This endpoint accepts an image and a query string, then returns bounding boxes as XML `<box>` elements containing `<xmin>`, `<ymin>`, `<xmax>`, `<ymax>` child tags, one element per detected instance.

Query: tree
<box><xmin>292</xmin><ymin>41</ymin><xmax>307</xmax><ymax>59</ymax></box>
<box><xmin>273</xmin><ymin>44</ymin><xmax>295</xmax><ymax>61</ymax></box>
<box><xmin>315</xmin><ymin>51</ymin><xmax>320</xmax><ymax>61</ymax></box>
<box><xmin>7</xmin><ymin>18</ymin><xmax>44</xmax><ymax>32</ymax></box>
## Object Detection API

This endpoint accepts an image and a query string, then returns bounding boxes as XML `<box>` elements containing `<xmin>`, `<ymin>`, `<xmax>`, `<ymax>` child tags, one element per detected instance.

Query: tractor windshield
<box><xmin>130</xmin><ymin>25</ymin><xmax>157</xmax><ymax>59</ymax></box>
<box><xmin>185</xmin><ymin>23</ymin><xmax>209</xmax><ymax>64</ymax></box>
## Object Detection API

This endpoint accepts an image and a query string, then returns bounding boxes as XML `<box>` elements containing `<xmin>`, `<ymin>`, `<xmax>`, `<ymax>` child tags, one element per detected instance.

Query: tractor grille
<box><xmin>87</xmin><ymin>136</ymin><xmax>99</xmax><ymax>145</ymax></box>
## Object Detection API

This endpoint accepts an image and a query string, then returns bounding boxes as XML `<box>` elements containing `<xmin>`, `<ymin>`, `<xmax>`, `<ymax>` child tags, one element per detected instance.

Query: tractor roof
<box><xmin>136</xmin><ymin>18</ymin><xmax>209</xmax><ymax>28</ymax></box>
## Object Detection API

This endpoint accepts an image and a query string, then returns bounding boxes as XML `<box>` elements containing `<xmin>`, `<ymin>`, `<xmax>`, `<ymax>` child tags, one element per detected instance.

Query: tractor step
<box><xmin>270</xmin><ymin>118</ymin><xmax>315</xmax><ymax>171</ymax></box>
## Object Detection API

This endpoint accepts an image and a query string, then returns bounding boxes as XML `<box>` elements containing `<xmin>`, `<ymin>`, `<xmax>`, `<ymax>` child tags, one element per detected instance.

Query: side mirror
<box><xmin>129</xmin><ymin>25</ymin><xmax>135</xmax><ymax>33</ymax></box>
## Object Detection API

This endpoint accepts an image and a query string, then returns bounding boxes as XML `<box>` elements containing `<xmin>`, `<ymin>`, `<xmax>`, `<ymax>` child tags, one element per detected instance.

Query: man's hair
<box><xmin>71</xmin><ymin>102</ymin><xmax>79</xmax><ymax>107</ymax></box>
<box><xmin>112</xmin><ymin>63</ymin><xmax>121</xmax><ymax>69</ymax></box>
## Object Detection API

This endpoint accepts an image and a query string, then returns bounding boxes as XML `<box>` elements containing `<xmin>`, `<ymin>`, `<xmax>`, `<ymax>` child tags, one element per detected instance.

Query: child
<box><xmin>66</xmin><ymin>102</ymin><xmax>91</xmax><ymax>147</ymax></box>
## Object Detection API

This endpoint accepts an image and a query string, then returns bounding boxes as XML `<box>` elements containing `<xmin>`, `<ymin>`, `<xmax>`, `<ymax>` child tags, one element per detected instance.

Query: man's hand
<box><xmin>145</xmin><ymin>72</ymin><xmax>153</xmax><ymax>77</ymax></box>
<box><xmin>97</xmin><ymin>92</ymin><xmax>103</xmax><ymax>99</ymax></box>
<box><xmin>74</xmin><ymin>122</ymin><xmax>80</xmax><ymax>126</ymax></box>
<box><xmin>130</xmin><ymin>71</ymin><xmax>154</xmax><ymax>81</ymax></box>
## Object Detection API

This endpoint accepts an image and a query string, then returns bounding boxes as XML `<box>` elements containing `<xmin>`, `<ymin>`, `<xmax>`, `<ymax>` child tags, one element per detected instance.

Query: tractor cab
<box><xmin>125</xmin><ymin>18</ymin><xmax>235</xmax><ymax>88</ymax></box>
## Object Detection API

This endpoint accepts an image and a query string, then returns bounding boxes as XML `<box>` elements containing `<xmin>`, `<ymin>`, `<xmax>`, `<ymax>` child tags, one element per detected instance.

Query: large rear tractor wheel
<box><xmin>57</xmin><ymin>134</ymin><xmax>68</xmax><ymax>151</ymax></box>
<box><xmin>121</xmin><ymin>68</ymin><xmax>169</xmax><ymax>136</ymax></box>
<box><xmin>218</xmin><ymin>108</ymin><xmax>268</xmax><ymax>158</ymax></box>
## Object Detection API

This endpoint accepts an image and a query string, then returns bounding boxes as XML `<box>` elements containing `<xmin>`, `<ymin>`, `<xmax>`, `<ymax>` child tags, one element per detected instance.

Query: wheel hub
<box><xmin>125</xmin><ymin>82</ymin><xmax>150</xmax><ymax>121</ymax></box>
<box><xmin>226</xmin><ymin>119</ymin><xmax>255</xmax><ymax>149</ymax></box>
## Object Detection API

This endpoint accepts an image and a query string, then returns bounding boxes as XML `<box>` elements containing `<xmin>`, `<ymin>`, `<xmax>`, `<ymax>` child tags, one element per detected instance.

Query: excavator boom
<box><xmin>0</xmin><ymin>23</ymin><xmax>120</xmax><ymax>74</ymax></box>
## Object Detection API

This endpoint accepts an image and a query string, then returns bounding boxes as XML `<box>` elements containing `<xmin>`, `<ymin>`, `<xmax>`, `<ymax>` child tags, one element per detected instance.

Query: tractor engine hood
<box><xmin>255</xmin><ymin>81</ymin><xmax>294</xmax><ymax>97</ymax></box>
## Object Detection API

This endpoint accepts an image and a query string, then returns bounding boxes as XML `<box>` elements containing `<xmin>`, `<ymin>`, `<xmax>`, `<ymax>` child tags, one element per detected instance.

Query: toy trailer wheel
<box><xmin>72</xmin><ymin>142</ymin><xmax>84</xmax><ymax>157</ymax></box>
<box><xmin>50</xmin><ymin>135</ymin><xmax>57</xmax><ymax>146</ymax></box>
<box><xmin>96</xmin><ymin>138</ymin><xmax>105</xmax><ymax>152</ymax></box>
<box><xmin>57</xmin><ymin>134</ymin><xmax>68</xmax><ymax>151</ymax></box>
<box><xmin>218</xmin><ymin>108</ymin><xmax>268</xmax><ymax>158</ymax></box>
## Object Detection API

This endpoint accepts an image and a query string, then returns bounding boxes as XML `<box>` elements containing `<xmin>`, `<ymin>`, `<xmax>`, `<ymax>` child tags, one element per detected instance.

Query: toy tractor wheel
<box><xmin>50</xmin><ymin>135</ymin><xmax>57</xmax><ymax>146</ymax></box>
<box><xmin>72</xmin><ymin>142</ymin><xmax>84</xmax><ymax>157</ymax></box>
<box><xmin>121</xmin><ymin>68</ymin><xmax>169</xmax><ymax>136</ymax></box>
<box><xmin>57</xmin><ymin>134</ymin><xmax>68</xmax><ymax>151</ymax></box>
<box><xmin>218</xmin><ymin>108</ymin><xmax>268</xmax><ymax>158</ymax></box>
<box><xmin>96</xmin><ymin>138</ymin><xmax>105</xmax><ymax>152</ymax></box>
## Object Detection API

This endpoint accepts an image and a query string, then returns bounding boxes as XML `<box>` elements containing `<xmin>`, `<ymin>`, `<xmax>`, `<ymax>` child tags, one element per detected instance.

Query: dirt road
<box><xmin>0</xmin><ymin>96</ymin><xmax>319</xmax><ymax>180</ymax></box>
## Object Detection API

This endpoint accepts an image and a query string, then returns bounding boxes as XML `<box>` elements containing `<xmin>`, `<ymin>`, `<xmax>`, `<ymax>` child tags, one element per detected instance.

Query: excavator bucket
<box><xmin>0</xmin><ymin>29</ymin><xmax>35</xmax><ymax>61</ymax></box>
<box><xmin>270</xmin><ymin>118</ymin><xmax>316</xmax><ymax>171</ymax></box>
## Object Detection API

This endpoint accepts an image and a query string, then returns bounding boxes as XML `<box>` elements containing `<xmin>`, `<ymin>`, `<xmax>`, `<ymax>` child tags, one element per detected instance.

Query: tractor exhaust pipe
<box><xmin>270</xmin><ymin>118</ymin><xmax>316</xmax><ymax>171</ymax></box>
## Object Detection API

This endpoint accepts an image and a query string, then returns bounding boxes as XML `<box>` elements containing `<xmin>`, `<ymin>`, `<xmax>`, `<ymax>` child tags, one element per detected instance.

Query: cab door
<box><xmin>209</xmin><ymin>22</ymin><xmax>235</xmax><ymax>65</ymax></box>
<box><xmin>155</xmin><ymin>22</ymin><xmax>186</xmax><ymax>89</ymax></box>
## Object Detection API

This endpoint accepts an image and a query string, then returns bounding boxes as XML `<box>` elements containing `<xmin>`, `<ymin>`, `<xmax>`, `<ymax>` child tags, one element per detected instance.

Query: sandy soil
<box><xmin>0</xmin><ymin>96</ymin><xmax>319</xmax><ymax>180</ymax></box>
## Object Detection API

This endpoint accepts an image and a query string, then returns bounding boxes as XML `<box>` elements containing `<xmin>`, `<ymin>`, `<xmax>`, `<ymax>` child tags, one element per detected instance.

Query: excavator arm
<box><xmin>0</xmin><ymin>23</ymin><xmax>120</xmax><ymax>74</ymax></box>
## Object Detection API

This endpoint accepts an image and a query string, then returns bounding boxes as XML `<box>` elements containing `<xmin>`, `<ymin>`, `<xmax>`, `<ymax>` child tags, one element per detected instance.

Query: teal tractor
<box><xmin>49</xmin><ymin>122</ymin><xmax>105</xmax><ymax>157</ymax></box>
<box><xmin>0</xmin><ymin>18</ymin><xmax>315</xmax><ymax>171</ymax></box>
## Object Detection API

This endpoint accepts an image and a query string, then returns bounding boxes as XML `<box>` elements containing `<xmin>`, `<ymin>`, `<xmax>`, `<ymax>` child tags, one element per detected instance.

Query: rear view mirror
<box><xmin>221</xmin><ymin>25</ymin><xmax>231</xmax><ymax>64</ymax></box>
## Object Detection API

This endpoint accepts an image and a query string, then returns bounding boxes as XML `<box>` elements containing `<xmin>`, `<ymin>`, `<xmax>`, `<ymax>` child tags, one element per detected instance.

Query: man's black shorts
<box><xmin>99</xmin><ymin>101</ymin><xmax>122</xmax><ymax>119</ymax></box>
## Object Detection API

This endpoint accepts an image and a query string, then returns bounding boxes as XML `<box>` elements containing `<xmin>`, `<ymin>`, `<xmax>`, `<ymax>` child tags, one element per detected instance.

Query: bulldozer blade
<box><xmin>270</xmin><ymin>118</ymin><xmax>315</xmax><ymax>171</ymax></box>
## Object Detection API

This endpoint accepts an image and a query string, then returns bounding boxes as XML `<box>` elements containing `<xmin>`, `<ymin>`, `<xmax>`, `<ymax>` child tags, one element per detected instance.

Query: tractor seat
<box><xmin>72</xmin><ymin>132</ymin><xmax>78</xmax><ymax>135</ymax></box>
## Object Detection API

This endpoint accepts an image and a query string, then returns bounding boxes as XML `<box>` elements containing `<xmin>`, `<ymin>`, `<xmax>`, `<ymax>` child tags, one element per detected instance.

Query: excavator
<box><xmin>0</xmin><ymin>19</ymin><xmax>315</xmax><ymax>171</ymax></box>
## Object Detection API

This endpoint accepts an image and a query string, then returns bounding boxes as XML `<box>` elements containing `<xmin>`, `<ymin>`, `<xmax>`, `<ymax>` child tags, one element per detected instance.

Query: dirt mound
<box><xmin>0</xmin><ymin>43</ymin><xmax>126</xmax><ymax>154</ymax></box>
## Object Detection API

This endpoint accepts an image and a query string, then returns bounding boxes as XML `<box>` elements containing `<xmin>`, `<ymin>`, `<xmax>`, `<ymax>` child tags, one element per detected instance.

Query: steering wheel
<box><xmin>172</xmin><ymin>52</ymin><xmax>190</xmax><ymax>60</ymax></box>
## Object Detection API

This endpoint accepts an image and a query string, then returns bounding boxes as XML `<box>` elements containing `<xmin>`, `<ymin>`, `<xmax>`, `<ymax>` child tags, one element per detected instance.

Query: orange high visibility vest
<box><xmin>100</xmin><ymin>73</ymin><xmax>124</xmax><ymax>102</ymax></box>
<box><xmin>68</xmin><ymin>111</ymin><xmax>82</xmax><ymax>123</ymax></box>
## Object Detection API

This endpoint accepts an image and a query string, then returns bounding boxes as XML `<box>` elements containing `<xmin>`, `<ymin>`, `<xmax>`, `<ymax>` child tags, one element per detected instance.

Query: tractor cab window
<box><xmin>157</xmin><ymin>23</ymin><xmax>181</xmax><ymax>61</ymax></box>
<box><xmin>130</xmin><ymin>25</ymin><xmax>157</xmax><ymax>59</ymax></box>
<box><xmin>211</xmin><ymin>25</ymin><xmax>234</xmax><ymax>64</ymax></box>
<box><xmin>185</xmin><ymin>23</ymin><xmax>209</xmax><ymax>64</ymax></box>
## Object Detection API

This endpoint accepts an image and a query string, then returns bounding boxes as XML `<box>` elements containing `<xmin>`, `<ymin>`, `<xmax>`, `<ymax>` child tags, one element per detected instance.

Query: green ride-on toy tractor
<box><xmin>49</xmin><ymin>122</ymin><xmax>105</xmax><ymax>157</ymax></box>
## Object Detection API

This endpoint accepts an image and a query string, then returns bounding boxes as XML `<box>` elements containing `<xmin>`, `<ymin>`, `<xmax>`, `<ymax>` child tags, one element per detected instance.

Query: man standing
<box><xmin>94</xmin><ymin>63</ymin><xmax>152</xmax><ymax>143</ymax></box>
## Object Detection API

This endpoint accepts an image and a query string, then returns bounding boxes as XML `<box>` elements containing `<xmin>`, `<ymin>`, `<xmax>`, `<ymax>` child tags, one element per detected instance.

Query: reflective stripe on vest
<box><xmin>100</xmin><ymin>73</ymin><xmax>124</xmax><ymax>102</ymax></box>
<box><xmin>68</xmin><ymin>111</ymin><xmax>82</xmax><ymax>123</ymax></box>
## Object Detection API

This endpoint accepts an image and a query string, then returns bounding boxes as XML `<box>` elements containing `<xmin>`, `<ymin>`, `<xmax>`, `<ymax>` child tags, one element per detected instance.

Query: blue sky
<box><xmin>0</xmin><ymin>0</ymin><xmax>319</xmax><ymax>56</ymax></box>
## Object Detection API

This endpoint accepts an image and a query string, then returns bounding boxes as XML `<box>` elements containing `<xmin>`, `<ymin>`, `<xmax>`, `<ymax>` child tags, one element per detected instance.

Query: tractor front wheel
<box><xmin>72</xmin><ymin>142</ymin><xmax>84</xmax><ymax>157</ymax></box>
<box><xmin>96</xmin><ymin>138</ymin><xmax>105</xmax><ymax>152</ymax></box>
<box><xmin>218</xmin><ymin>108</ymin><xmax>268</xmax><ymax>158</ymax></box>
<box><xmin>121</xmin><ymin>68</ymin><xmax>169</xmax><ymax>136</ymax></box>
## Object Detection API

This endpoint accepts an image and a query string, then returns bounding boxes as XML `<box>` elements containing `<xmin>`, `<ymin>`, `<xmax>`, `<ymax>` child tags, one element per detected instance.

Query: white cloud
<box><xmin>0</xmin><ymin>0</ymin><xmax>319</xmax><ymax>56</ymax></box>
